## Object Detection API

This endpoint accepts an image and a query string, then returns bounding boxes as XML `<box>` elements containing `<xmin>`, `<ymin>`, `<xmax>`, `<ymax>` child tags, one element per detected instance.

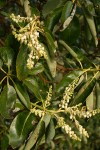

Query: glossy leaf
<box><xmin>14</xmin><ymin>82</ymin><xmax>31</xmax><ymax>109</ymax></box>
<box><xmin>86</xmin><ymin>92</ymin><xmax>94</xmax><ymax>110</ymax></box>
<box><xmin>44</xmin><ymin>31</ymin><xmax>56</xmax><ymax>59</ymax></box>
<box><xmin>61</xmin><ymin>4</ymin><xmax>76</xmax><ymax>31</ymax></box>
<box><xmin>84</xmin><ymin>10</ymin><xmax>98</xmax><ymax>46</ymax></box>
<box><xmin>60</xmin><ymin>1</ymin><xmax>73</xmax><ymax>23</ymax></box>
<box><xmin>96</xmin><ymin>83</ymin><xmax>100</xmax><ymax>108</ymax></box>
<box><xmin>56</xmin><ymin>70</ymin><xmax>85</xmax><ymax>94</ymax></box>
<box><xmin>60</xmin><ymin>16</ymin><xmax>80</xmax><ymax>44</ymax></box>
<box><xmin>46</xmin><ymin>7</ymin><xmax>62</xmax><ymax>31</ymax></box>
<box><xmin>73</xmin><ymin>77</ymin><xmax>96</xmax><ymax>105</ymax></box>
<box><xmin>24</xmin><ymin>119</ymin><xmax>45</xmax><ymax>150</ymax></box>
<box><xmin>16</xmin><ymin>44</ymin><xmax>28</xmax><ymax>81</ymax></box>
<box><xmin>0</xmin><ymin>84</ymin><xmax>16</xmax><ymax>118</ymax></box>
<box><xmin>9</xmin><ymin>111</ymin><xmax>36</xmax><ymax>149</ymax></box>
<box><xmin>46</xmin><ymin>119</ymin><xmax>55</xmax><ymax>143</ymax></box>
<box><xmin>43</xmin><ymin>114</ymin><xmax>51</xmax><ymax>128</ymax></box>
<box><xmin>72</xmin><ymin>47</ymin><xmax>94</xmax><ymax>68</ymax></box>
<box><xmin>0</xmin><ymin>47</ymin><xmax>14</xmax><ymax>68</ymax></box>
<box><xmin>42</xmin><ymin>0</ymin><xmax>62</xmax><ymax>17</ymax></box>
<box><xmin>59</xmin><ymin>40</ymin><xmax>82</xmax><ymax>67</ymax></box>
<box><xmin>23</xmin><ymin>76</ymin><xmax>41</xmax><ymax>99</ymax></box>
<box><xmin>46</xmin><ymin>56</ymin><xmax>56</xmax><ymax>78</ymax></box>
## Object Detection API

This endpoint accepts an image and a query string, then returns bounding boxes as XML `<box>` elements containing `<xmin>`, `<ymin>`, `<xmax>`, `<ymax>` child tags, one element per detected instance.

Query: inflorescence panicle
<box><xmin>29</xmin><ymin>79</ymin><xmax>100</xmax><ymax>141</ymax></box>
<box><xmin>45</xmin><ymin>85</ymin><xmax>52</xmax><ymax>107</ymax></box>
<box><xmin>10</xmin><ymin>13</ymin><xmax>47</xmax><ymax>69</ymax></box>
<box><xmin>59</xmin><ymin>78</ymin><xmax>79</xmax><ymax>109</ymax></box>
<box><xmin>10</xmin><ymin>14</ymin><xmax>100</xmax><ymax>141</ymax></box>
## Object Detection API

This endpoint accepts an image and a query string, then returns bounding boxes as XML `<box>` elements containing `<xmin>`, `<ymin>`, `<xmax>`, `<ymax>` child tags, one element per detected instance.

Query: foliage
<box><xmin>0</xmin><ymin>0</ymin><xmax>100</xmax><ymax>149</ymax></box>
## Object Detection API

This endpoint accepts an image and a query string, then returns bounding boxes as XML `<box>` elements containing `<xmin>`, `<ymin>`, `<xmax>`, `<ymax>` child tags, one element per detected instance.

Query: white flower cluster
<box><xmin>30</xmin><ymin>108</ymin><xmax>45</xmax><ymax>117</ymax></box>
<box><xmin>79</xmin><ymin>107</ymin><xmax>100</xmax><ymax>118</ymax></box>
<box><xmin>58</xmin><ymin>101</ymin><xmax>100</xmax><ymax>141</ymax></box>
<box><xmin>67</xmin><ymin>105</ymin><xmax>100</xmax><ymax>119</ymax></box>
<box><xmin>59</xmin><ymin>78</ymin><xmax>79</xmax><ymax>109</ymax></box>
<box><xmin>10</xmin><ymin>14</ymin><xmax>47</xmax><ymax>69</ymax></box>
<box><xmin>62</xmin><ymin>124</ymin><xmax>81</xmax><ymax>141</ymax></box>
<box><xmin>75</xmin><ymin>120</ymin><xmax>89</xmax><ymax>138</ymax></box>
<box><xmin>57</xmin><ymin>117</ymin><xmax>81</xmax><ymax>141</ymax></box>
<box><xmin>10</xmin><ymin>14</ymin><xmax>33</xmax><ymax>23</ymax></box>
<box><xmin>45</xmin><ymin>85</ymin><xmax>52</xmax><ymax>107</ymax></box>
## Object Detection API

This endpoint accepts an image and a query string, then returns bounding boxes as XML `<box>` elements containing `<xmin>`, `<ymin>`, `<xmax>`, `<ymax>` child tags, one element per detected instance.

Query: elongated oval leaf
<box><xmin>73</xmin><ymin>77</ymin><xmax>96</xmax><ymax>105</ymax></box>
<box><xmin>96</xmin><ymin>83</ymin><xmax>100</xmax><ymax>108</ymax></box>
<box><xmin>59</xmin><ymin>40</ymin><xmax>82</xmax><ymax>67</ymax></box>
<box><xmin>44</xmin><ymin>31</ymin><xmax>56</xmax><ymax>59</ymax></box>
<box><xmin>86</xmin><ymin>92</ymin><xmax>94</xmax><ymax>110</ymax></box>
<box><xmin>0</xmin><ymin>46</ymin><xmax>14</xmax><ymax>68</ymax></box>
<box><xmin>60</xmin><ymin>16</ymin><xmax>80</xmax><ymax>44</ymax></box>
<box><xmin>23</xmin><ymin>76</ymin><xmax>41</xmax><ymax>99</ymax></box>
<box><xmin>42</xmin><ymin>0</ymin><xmax>61</xmax><ymax>17</ymax></box>
<box><xmin>46</xmin><ymin>56</ymin><xmax>56</xmax><ymax>78</ymax></box>
<box><xmin>46</xmin><ymin>119</ymin><xmax>55</xmax><ymax>143</ymax></box>
<box><xmin>46</xmin><ymin>7</ymin><xmax>62</xmax><ymax>31</ymax></box>
<box><xmin>14</xmin><ymin>82</ymin><xmax>31</xmax><ymax>109</ymax></box>
<box><xmin>16</xmin><ymin>44</ymin><xmax>28</xmax><ymax>80</ymax></box>
<box><xmin>84</xmin><ymin>10</ymin><xmax>98</xmax><ymax>46</ymax></box>
<box><xmin>9</xmin><ymin>111</ymin><xmax>36</xmax><ymax>149</ymax></box>
<box><xmin>24</xmin><ymin>119</ymin><xmax>45</xmax><ymax>150</ymax></box>
<box><xmin>60</xmin><ymin>1</ymin><xmax>73</xmax><ymax>23</ymax></box>
<box><xmin>61</xmin><ymin>4</ymin><xmax>76</xmax><ymax>31</ymax></box>
<box><xmin>0</xmin><ymin>84</ymin><xmax>16</xmax><ymax>118</ymax></box>
<box><xmin>43</xmin><ymin>114</ymin><xmax>51</xmax><ymax>128</ymax></box>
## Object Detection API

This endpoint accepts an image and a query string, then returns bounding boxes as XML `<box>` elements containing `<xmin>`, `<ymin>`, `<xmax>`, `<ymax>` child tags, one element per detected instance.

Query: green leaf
<box><xmin>60</xmin><ymin>1</ymin><xmax>73</xmax><ymax>23</ymax></box>
<box><xmin>86</xmin><ymin>92</ymin><xmax>94</xmax><ymax>110</ymax></box>
<box><xmin>59</xmin><ymin>40</ymin><xmax>82</xmax><ymax>67</ymax></box>
<box><xmin>23</xmin><ymin>76</ymin><xmax>41</xmax><ymax>99</ymax></box>
<box><xmin>43</xmin><ymin>114</ymin><xmax>51</xmax><ymax>128</ymax></box>
<box><xmin>5</xmin><ymin>34</ymin><xmax>19</xmax><ymax>51</ymax></box>
<box><xmin>14</xmin><ymin>82</ymin><xmax>31</xmax><ymax>109</ymax></box>
<box><xmin>85</xmin><ymin>1</ymin><xmax>96</xmax><ymax>16</ymax></box>
<box><xmin>84</xmin><ymin>9</ymin><xmax>98</xmax><ymax>46</ymax></box>
<box><xmin>44</xmin><ymin>31</ymin><xmax>56</xmax><ymax>59</ymax></box>
<box><xmin>0</xmin><ymin>47</ymin><xmax>14</xmax><ymax>68</ymax></box>
<box><xmin>42</xmin><ymin>0</ymin><xmax>62</xmax><ymax>17</ymax></box>
<box><xmin>30</xmin><ymin>6</ymin><xmax>40</xmax><ymax>16</ymax></box>
<box><xmin>27</xmin><ymin>63</ymin><xmax>44</xmax><ymax>75</ymax></box>
<box><xmin>0</xmin><ymin>84</ymin><xmax>16</xmax><ymax>118</ymax></box>
<box><xmin>72</xmin><ymin>47</ymin><xmax>94</xmax><ymax>68</ymax></box>
<box><xmin>1</xmin><ymin>134</ymin><xmax>9</xmax><ymax>150</ymax></box>
<box><xmin>73</xmin><ymin>77</ymin><xmax>96</xmax><ymax>105</ymax></box>
<box><xmin>46</xmin><ymin>7</ymin><xmax>62</xmax><ymax>31</ymax></box>
<box><xmin>96</xmin><ymin>83</ymin><xmax>100</xmax><ymax>108</ymax></box>
<box><xmin>46</xmin><ymin>56</ymin><xmax>56</xmax><ymax>78</ymax></box>
<box><xmin>56</xmin><ymin>70</ymin><xmax>85</xmax><ymax>94</ymax></box>
<box><xmin>0</xmin><ymin>59</ymin><xmax>3</xmax><ymax>68</ymax></box>
<box><xmin>60</xmin><ymin>16</ymin><xmax>80</xmax><ymax>44</ymax></box>
<box><xmin>9</xmin><ymin>111</ymin><xmax>36</xmax><ymax>149</ymax></box>
<box><xmin>61</xmin><ymin>4</ymin><xmax>76</xmax><ymax>31</ymax></box>
<box><xmin>16</xmin><ymin>44</ymin><xmax>28</xmax><ymax>81</ymax></box>
<box><xmin>24</xmin><ymin>119</ymin><xmax>45</xmax><ymax>150</ymax></box>
<box><xmin>46</xmin><ymin>119</ymin><xmax>55</xmax><ymax>143</ymax></box>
